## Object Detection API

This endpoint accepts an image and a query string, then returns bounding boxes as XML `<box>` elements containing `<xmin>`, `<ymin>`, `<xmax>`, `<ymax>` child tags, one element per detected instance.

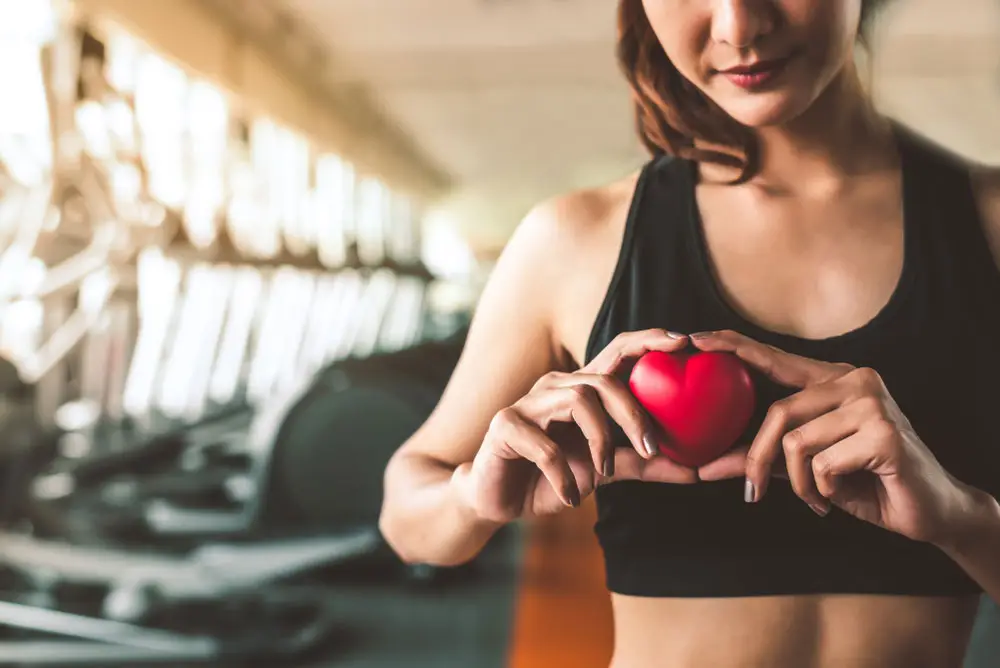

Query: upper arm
<box><xmin>393</xmin><ymin>195</ymin><xmax>590</xmax><ymax>468</ymax></box>
<box><xmin>971</xmin><ymin>166</ymin><xmax>1000</xmax><ymax>267</ymax></box>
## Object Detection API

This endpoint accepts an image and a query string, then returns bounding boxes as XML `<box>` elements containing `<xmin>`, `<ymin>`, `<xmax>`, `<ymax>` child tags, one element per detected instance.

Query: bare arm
<box><xmin>943</xmin><ymin>167</ymin><xmax>1000</xmax><ymax>602</ymax></box>
<box><xmin>379</xmin><ymin>198</ymin><xmax>575</xmax><ymax>566</ymax></box>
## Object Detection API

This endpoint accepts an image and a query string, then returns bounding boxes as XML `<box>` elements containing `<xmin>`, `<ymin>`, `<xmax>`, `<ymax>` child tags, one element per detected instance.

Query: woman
<box><xmin>380</xmin><ymin>1</ymin><xmax>1000</xmax><ymax>666</ymax></box>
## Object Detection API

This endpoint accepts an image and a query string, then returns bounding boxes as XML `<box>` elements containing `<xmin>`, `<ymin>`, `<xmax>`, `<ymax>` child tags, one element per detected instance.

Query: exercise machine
<box><xmin>0</xmin><ymin>13</ymin><xmax>366</xmax><ymax>662</ymax></box>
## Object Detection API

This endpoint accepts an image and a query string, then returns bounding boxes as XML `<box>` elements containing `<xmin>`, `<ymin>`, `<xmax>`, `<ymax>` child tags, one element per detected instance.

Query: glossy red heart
<box><xmin>628</xmin><ymin>351</ymin><xmax>756</xmax><ymax>468</ymax></box>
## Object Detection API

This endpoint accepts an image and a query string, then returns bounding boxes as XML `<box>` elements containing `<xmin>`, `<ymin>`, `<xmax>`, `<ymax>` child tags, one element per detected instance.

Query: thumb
<box><xmin>585</xmin><ymin>329</ymin><xmax>689</xmax><ymax>376</ymax></box>
<box><xmin>697</xmin><ymin>446</ymin><xmax>750</xmax><ymax>482</ymax></box>
<box><xmin>601</xmin><ymin>448</ymin><xmax>698</xmax><ymax>486</ymax></box>
<box><xmin>697</xmin><ymin>445</ymin><xmax>790</xmax><ymax>483</ymax></box>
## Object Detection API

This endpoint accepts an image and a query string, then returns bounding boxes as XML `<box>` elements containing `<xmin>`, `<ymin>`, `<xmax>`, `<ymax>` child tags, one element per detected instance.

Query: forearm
<box><xmin>379</xmin><ymin>454</ymin><xmax>504</xmax><ymax>567</ymax></box>
<box><xmin>938</xmin><ymin>485</ymin><xmax>1000</xmax><ymax>604</ymax></box>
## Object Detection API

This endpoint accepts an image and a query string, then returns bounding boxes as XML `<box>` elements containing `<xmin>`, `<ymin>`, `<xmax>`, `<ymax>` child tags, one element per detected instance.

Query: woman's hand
<box><xmin>455</xmin><ymin>329</ymin><xmax>699</xmax><ymax>523</ymax></box>
<box><xmin>693</xmin><ymin>330</ymin><xmax>980</xmax><ymax>547</ymax></box>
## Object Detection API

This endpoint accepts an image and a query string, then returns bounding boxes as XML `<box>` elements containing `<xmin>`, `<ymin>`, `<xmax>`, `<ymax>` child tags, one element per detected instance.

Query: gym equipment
<box><xmin>29</xmin><ymin>402</ymin><xmax>248</xmax><ymax>505</ymax></box>
<box><xmin>377</xmin><ymin>274</ymin><xmax>428</xmax><ymax>352</ymax></box>
<box><xmin>207</xmin><ymin>265</ymin><xmax>264</xmax><ymax>406</ymax></box>
<box><xmin>0</xmin><ymin>528</ymin><xmax>378</xmax><ymax>623</ymax></box>
<box><xmin>0</xmin><ymin>20</ymin><xmax>173</xmax><ymax>438</ymax></box>
<box><xmin>0</xmin><ymin>10</ymin><xmax>455</xmax><ymax>667</ymax></box>
<box><xmin>263</xmin><ymin>327</ymin><xmax>468</xmax><ymax>535</ymax></box>
<box><xmin>27</xmin><ymin>324</ymin><xmax>466</xmax><ymax>556</ymax></box>
<box><xmin>0</xmin><ymin>21</ymin><xmax>328</xmax><ymax>663</ymax></box>
<box><xmin>629</xmin><ymin>350</ymin><xmax>756</xmax><ymax>467</ymax></box>
<box><xmin>120</xmin><ymin>248</ymin><xmax>184</xmax><ymax>423</ymax></box>
<box><xmin>348</xmin><ymin>268</ymin><xmax>399</xmax><ymax>359</ymax></box>
<box><xmin>154</xmin><ymin>262</ymin><xmax>236</xmax><ymax>421</ymax></box>
<box><xmin>0</xmin><ymin>361</ymin><xmax>59</xmax><ymax>528</ymax></box>
<box><xmin>10</xmin><ymin>344</ymin><xmax>355</xmax><ymax>661</ymax></box>
<box><xmin>33</xmin><ymin>133</ymin><xmax>359</xmax><ymax>550</ymax></box>
<box><xmin>0</xmin><ymin>581</ymin><xmax>339</xmax><ymax>665</ymax></box>
<box><xmin>290</xmin><ymin>271</ymin><xmax>347</xmax><ymax>380</ymax></box>
<box><xmin>323</xmin><ymin>269</ymin><xmax>368</xmax><ymax>363</ymax></box>
<box><xmin>245</xmin><ymin>265</ymin><xmax>307</xmax><ymax>405</ymax></box>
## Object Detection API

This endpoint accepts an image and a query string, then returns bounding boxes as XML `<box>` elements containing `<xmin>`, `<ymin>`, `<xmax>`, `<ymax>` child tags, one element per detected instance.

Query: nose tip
<box><xmin>711</xmin><ymin>0</ymin><xmax>774</xmax><ymax>49</ymax></box>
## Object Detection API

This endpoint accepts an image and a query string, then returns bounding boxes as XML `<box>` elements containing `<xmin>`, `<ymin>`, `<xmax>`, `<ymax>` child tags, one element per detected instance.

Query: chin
<box><xmin>713</xmin><ymin>92</ymin><xmax>815</xmax><ymax>129</ymax></box>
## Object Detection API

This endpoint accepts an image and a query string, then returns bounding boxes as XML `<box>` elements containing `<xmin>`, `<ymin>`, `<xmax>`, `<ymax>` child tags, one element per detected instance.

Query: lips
<box><xmin>719</xmin><ymin>56</ymin><xmax>789</xmax><ymax>75</ymax></box>
<box><xmin>717</xmin><ymin>55</ymin><xmax>793</xmax><ymax>89</ymax></box>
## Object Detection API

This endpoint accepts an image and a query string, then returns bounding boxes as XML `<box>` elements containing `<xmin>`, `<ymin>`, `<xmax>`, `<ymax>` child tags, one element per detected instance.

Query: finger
<box><xmin>697</xmin><ymin>446</ymin><xmax>791</xmax><ymax>482</ymax></box>
<box><xmin>696</xmin><ymin>445</ymin><xmax>750</xmax><ymax>481</ymax></box>
<box><xmin>690</xmin><ymin>330</ymin><xmax>850</xmax><ymax>388</ymax></box>
<box><xmin>599</xmin><ymin>448</ymin><xmax>699</xmax><ymax>485</ymax></box>
<box><xmin>584</xmin><ymin>328</ymin><xmax>688</xmax><ymax>376</ymax></box>
<box><xmin>567</xmin><ymin>389</ymin><xmax>616</xmax><ymax>477</ymax></box>
<box><xmin>782</xmin><ymin>397</ymin><xmax>874</xmax><ymax>493</ymax></box>
<box><xmin>519</xmin><ymin>385</ymin><xmax>612</xmax><ymax>476</ymax></box>
<box><xmin>491</xmin><ymin>408</ymin><xmax>580</xmax><ymax>508</ymax></box>
<box><xmin>745</xmin><ymin>383</ymin><xmax>845</xmax><ymax>502</ymax></box>
<box><xmin>782</xmin><ymin>413</ymin><xmax>855</xmax><ymax>516</ymax></box>
<box><xmin>811</xmin><ymin>421</ymin><xmax>894</xmax><ymax>497</ymax></box>
<box><xmin>551</xmin><ymin>373</ymin><xmax>661</xmax><ymax>461</ymax></box>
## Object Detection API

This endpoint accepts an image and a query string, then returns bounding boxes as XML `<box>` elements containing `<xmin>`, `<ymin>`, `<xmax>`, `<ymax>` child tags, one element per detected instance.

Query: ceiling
<box><xmin>274</xmin><ymin>0</ymin><xmax>999</xmax><ymax>251</ymax></box>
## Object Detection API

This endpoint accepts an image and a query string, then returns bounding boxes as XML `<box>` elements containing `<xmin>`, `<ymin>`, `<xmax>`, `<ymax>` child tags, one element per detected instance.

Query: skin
<box><xmin>380</xmin><ymin>1</ymin><xmax>1000</xmax><ymax>666</ymax></box>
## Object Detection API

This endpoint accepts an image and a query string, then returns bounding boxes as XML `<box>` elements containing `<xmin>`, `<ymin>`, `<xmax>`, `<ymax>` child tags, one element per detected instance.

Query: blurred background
<box><xmin>0</xmin><ymin>0</ymin><xmax>995</xmax><ymax>666</ymax></box>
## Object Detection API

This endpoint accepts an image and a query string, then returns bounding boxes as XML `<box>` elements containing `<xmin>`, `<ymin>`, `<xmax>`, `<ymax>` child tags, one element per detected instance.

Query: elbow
<box><xmin>379</xmin><ymin>451</ymin><xmax>487</xmax><ymax>568</ymax></box>
<box><xmin>377</xmin><ymin>455</ymin><xmax>432</xmax><ymax>566</ymax></box>
<box><xmin>377</xmin><ymin>501</ymin><xmax>413</xmax><ymax>563</ymax></box>
<box><xmin>378</xmin><ymin>504</ymin><xmax>473</xmax><ymax>569</ymax></box>
<box><xmin>378</xmin><ymin>462</ymin><xmax>413</xmax><ymax>563</ymax></box>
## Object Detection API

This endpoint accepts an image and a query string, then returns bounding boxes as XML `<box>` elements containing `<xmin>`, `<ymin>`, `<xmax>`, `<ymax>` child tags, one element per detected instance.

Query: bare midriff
<box><xmin>608</xmin><ymin>593</ymin><xmax>979</xmax><ymax>668</ymax></box>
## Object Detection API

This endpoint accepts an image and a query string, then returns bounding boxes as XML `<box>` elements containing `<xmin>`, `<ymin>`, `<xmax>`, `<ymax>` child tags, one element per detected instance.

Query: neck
<box><xmin>753</xmin><ymin>65</ymin><xmax>895</xmax><ymax>194</ymax></box>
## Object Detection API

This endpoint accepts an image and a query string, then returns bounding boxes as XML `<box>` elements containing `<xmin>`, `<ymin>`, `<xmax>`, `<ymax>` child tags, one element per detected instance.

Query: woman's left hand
<box><xmin>692</xmin><ymin>330</ymin><xmax>978</xmax><ymax>547</ymax></box>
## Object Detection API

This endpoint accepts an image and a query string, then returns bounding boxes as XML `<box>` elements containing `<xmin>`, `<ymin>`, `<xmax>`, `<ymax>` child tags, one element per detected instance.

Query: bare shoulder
<box><xmin>477</xmin><ymin>167</ymin><xmax>643</xmax><ymax>344</ymax></box>
<box><xmin>511</xmin><ymin>169</ymin><xmax>643</xmax><ymax>367</ymax></box>
<box><xmin>500</xmin><ymin>168</ymin><xmax>641</xmax><ymax>293</ymax></box>
<box><xmin>517</xmin><ymin>169</ymin><xmax>641</xmax><ymax>255</ymax></box>
<box><xmin>969</xmin><ymin>164</ymin><xmax>1000</xmax><ymax>266</ymax></box>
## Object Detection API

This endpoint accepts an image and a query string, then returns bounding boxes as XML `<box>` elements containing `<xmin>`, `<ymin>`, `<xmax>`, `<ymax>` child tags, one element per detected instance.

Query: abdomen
<box><xmin>609</xmin><ymin>593</ymin><xmax>979</xmax><ymax>668</ymax></box>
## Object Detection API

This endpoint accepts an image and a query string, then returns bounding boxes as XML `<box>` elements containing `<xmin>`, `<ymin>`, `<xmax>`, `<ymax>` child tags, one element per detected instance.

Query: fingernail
<box><xmin>642</xmin><ymin>434</ymin><xmax>658</xmax><ymax>457</ymax></box>
<box><xmin>666</xmin><ymin>331</ymin><xmax>685</xmax><ymax>339</ymax></box>
<box><xmin>566</xmin><ymin>486</ymin><xmax>581</xmax><ymax>508</ymax></box>
<box><xmin>744</xmin><ymin>478</ymin><xmax>756</xmax><ymax>503</ymax></box>
<box><xmin>810</xmin><ymin>503</ymin><xmax>830</xmax><ymax>517</ymax></box>
<box><xmin>603</xmin><ymin>453</ymin><xmax>615</xmax><ymax>478</ymax></box>
<box><xmin>690</xmin><ymin>331</ymin><xmax>714</xmax><ymax>340</ymax></box>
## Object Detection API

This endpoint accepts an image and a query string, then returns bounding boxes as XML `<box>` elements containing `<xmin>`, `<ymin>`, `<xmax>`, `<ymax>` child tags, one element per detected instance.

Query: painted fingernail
<box><xmin>744</xmin><ymin>478</ymin><xmax>756</xmax><ymax>503</ymax></box>
<box><xmin>690</xmin><ymin>331</ymin><xmax>714</xmax><ymax>340</ymax></box>
<box><xmin>642</xmin><ymin>434</ymin><xmax>658</xmax><ymax>457</ymax></box>
<box><xmin>810</xmin><ymin>503</ymin><xmax>830</xmax><ymax>517</ymax></box>
<box><xmin>566</xmin><ymin>485</ymin><xmax>581</xmax><ymax>508</ymax></box>
<box><xmin>604</xmin><ymin>453</ymin><xmax>615</xmax><ymax>478</ymax></box>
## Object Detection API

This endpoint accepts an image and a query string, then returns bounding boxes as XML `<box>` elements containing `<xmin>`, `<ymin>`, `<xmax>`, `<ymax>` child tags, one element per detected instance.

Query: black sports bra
<box><xmin>585</xmin><ymin>125</ymin><xmax>1000</xmax><ymax>597</ymax></box>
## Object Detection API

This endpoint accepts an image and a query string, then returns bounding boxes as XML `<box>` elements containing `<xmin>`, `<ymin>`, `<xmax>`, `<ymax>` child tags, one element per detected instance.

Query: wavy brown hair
<box><xmin>617</xmin><ymin>0</ymin><xmax>890</xmax><ymax>181</ymax></box>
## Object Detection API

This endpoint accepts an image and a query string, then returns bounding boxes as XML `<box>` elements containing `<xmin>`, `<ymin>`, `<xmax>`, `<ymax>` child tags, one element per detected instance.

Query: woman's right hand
<box><xmin>453</xmin><ymin>329</ymin><xmax>699</xmax><ymax>523</ymax></box>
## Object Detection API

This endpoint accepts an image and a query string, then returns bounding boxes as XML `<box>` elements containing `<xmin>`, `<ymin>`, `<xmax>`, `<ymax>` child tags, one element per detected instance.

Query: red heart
<box><xmin>628</xmin><ymin>351</ymin><xmax>755</xmax><ymax>468</ymax></box>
